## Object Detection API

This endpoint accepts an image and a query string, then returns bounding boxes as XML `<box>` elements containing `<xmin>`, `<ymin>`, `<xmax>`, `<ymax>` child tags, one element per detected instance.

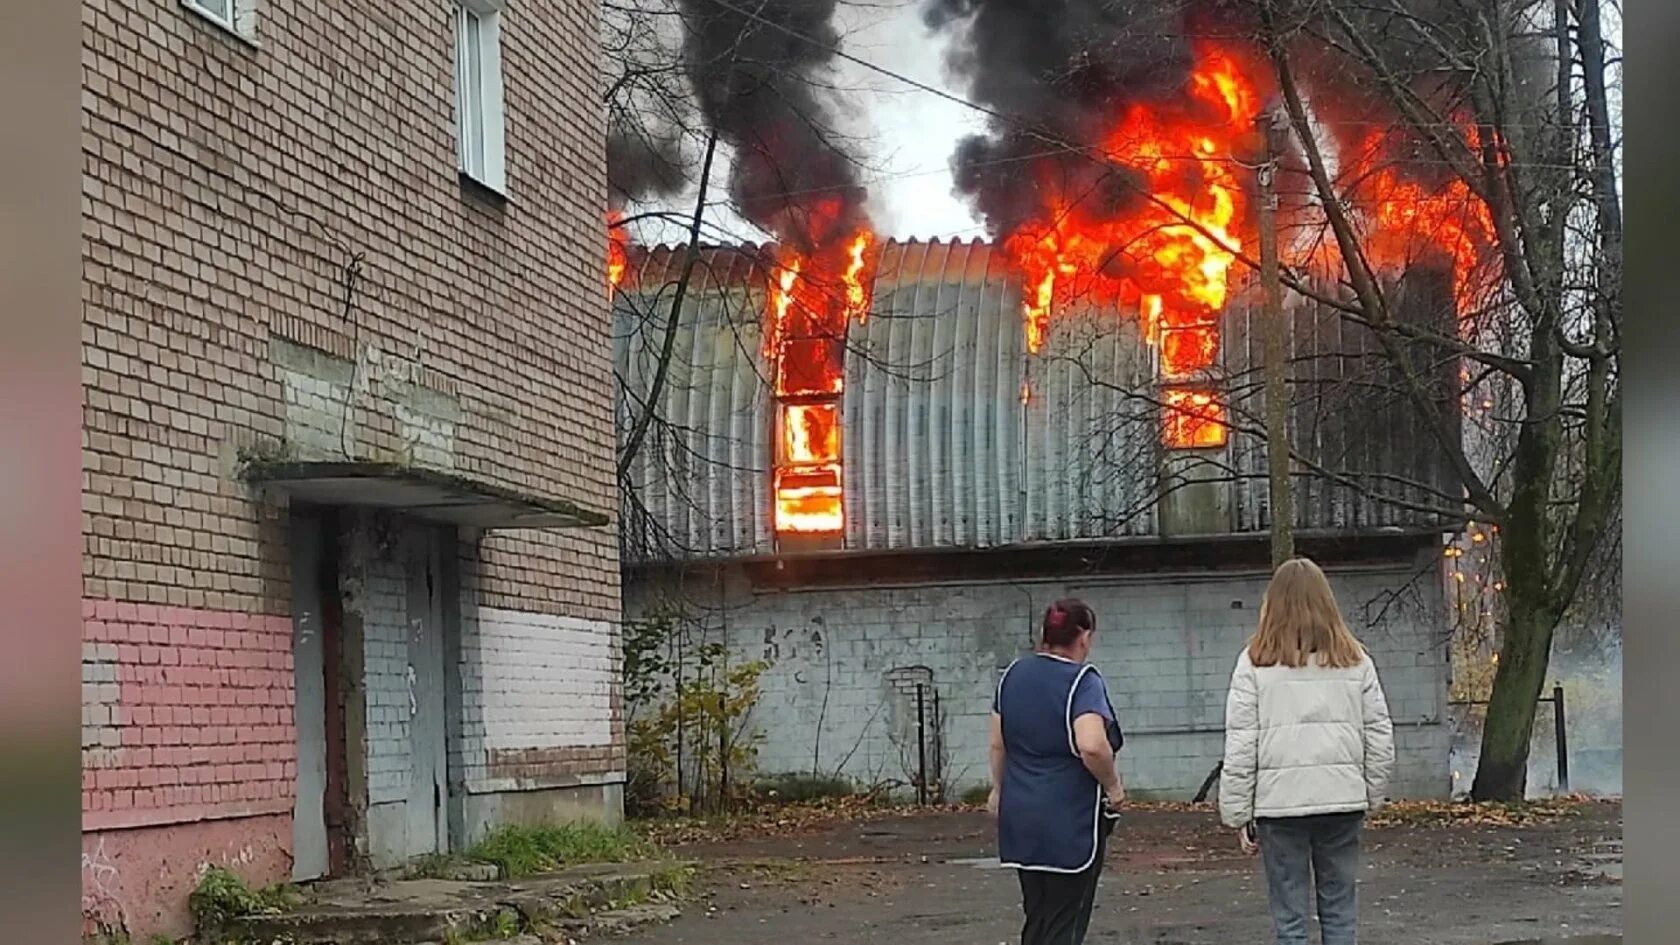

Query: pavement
<box><xmin>620</xmin><ymin>802</ymin><xmax>1623</xmax><ymax>945</ymax></box>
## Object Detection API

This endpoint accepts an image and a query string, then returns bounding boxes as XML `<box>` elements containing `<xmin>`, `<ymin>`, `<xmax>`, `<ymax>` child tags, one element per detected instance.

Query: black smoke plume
<box><xmin>678</xmin><ymin>0</ymin><xmax>870</xmax><ymax>255</ymax></box>
<box><xmin>608</xmin><ymin>124</ymin><xmax>687</xmax><ymax>211</ymax></box>
<box><xmin>922</xmin><ymin>0</ymin><xmax>1217</xmax><ymax>240</ymax></box>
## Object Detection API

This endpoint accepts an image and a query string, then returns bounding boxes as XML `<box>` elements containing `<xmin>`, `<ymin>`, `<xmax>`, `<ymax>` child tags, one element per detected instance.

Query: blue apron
<box><xmin>995</xmin><ymin>654</ymin><xmax>1124</xmax><ymax>872</ymax></box>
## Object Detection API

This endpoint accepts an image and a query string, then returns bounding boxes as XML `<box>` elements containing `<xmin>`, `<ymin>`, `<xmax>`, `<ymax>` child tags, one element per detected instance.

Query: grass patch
<box><xmin>468</xmin><ymin>822</ymin><xmax>655</xmax><ymax>878</ymax></box>
<box><xmin>752</xmin><ymin>772</ymin><xmax>857</xmax><ymax>804</ymax></box>
<box><xmin>188</xmin><ymin>865</ymin><xmax>302</xmax><ymax>940</ymax></box>
<box><xmin>958</xmin><ymin>784</ymin><xmax>991</xmax><ymax>806</ymax></box>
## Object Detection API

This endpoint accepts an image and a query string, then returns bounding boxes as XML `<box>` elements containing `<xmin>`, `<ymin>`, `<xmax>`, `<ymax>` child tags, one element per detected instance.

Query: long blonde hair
<box><xmin>1247</xmin><ymin>557</ymin><xmax>1365</xmax><ymax>668</ymax></box>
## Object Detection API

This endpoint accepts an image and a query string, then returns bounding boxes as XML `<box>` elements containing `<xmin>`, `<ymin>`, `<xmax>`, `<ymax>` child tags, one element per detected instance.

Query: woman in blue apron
<box><xmin>988</xmin><ymin>598</ymin><xmax>1126</xmax><ymax>945</ymax></box>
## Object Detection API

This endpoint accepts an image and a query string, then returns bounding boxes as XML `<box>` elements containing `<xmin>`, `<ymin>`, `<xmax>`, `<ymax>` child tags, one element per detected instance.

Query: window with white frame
<box><xmin>454</xmin><ymin>0</ymin><xmax>507</xmax><ymax>193</ymax></box>
<box><xmin>182</xmin><ymin>0</ymin><xmax>256</xmax><ymax>41</ymax></box>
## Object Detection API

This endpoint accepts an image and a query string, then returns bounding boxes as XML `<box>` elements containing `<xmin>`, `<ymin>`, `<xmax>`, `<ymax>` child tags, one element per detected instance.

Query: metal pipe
<box><xmin>1554</xmin><ymin>684</ymin><xmax>1570</xmax><ymax>792</ymax></box>
<box><xmin>916</xmin><ymin>683</ymin><xmax>928</xmax><ymax>806</ymax></box>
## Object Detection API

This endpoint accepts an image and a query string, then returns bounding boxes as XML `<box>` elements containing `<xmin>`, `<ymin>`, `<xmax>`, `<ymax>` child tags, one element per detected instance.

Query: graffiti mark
<box><xmin>81</xmin><ymin>836</ymin><xmax>125</xmax><ymax>932</ymax></box>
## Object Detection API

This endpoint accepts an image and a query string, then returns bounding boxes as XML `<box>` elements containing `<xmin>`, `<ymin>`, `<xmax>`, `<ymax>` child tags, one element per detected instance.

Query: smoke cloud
<box><xmin>677</xmin><ymin>0</ymin><xmax>871</xmax><ymax>254</ymax></box>
<box><xmin>608</xmin><ymin>124</ymin><xmax>688</xmax><ymax>211</ymax></box>
<box><xmin>921</xmin><ymin>0</ymin><xmax>1222</xmax><ymax>240</ymax></box>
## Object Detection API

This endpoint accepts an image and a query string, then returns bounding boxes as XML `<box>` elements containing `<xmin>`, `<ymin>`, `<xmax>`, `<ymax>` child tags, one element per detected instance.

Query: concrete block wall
<box><xmin>627</xmin><ymin>559</ymin><xmax>1452</xmax><ymax>802</ymax></box>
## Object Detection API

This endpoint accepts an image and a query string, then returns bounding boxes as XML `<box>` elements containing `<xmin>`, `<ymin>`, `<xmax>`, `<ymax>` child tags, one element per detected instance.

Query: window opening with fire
<box><xmin>764</xmin><ymin>234</ymin><xmax>875</xmax><ymax>536</ymax></box>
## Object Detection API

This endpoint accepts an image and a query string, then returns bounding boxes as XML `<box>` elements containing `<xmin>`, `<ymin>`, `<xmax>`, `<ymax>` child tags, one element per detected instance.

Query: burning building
<box><xmin>613</xmin><ymin>232</ymin><xmax>1464</xmax><ymax>800</ymax></box>
<box><xmin>611</xmin><ymin>8</ymin><xmax>1492</xmax><ymax>801</ymax></box>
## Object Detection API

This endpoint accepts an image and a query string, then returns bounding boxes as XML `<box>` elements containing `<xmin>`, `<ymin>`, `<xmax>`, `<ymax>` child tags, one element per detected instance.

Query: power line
<box><xmin>655</xmin><ymin>0</ymin><xmax>1598</xmax><ymax>207</ymax></box>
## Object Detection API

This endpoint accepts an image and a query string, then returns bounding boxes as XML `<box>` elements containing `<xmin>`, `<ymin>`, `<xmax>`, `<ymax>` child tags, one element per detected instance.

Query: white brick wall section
<box><xmin>467</xmin><ymin>608</ymin><xmax>615</xmax><ymax>752</ymax></box>
<box><xmin>360</xmin><ymin>543</ymin><xmax>412</xmax><ymax>806</ymax></box>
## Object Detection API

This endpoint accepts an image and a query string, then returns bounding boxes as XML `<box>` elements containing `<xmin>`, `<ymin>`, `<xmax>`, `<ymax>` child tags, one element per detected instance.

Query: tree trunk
<box><xmin>1469</xmin><ymin>593</ymin><xmax>1559</xmax><ymax>800</ymax></box>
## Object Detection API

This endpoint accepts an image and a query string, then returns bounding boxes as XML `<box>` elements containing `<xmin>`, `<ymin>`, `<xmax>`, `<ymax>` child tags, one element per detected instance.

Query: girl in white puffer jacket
<box><xmin>1219</xmin><ymin>557</ymin><xmax>1395</xmax><ymax>945</ymax></box>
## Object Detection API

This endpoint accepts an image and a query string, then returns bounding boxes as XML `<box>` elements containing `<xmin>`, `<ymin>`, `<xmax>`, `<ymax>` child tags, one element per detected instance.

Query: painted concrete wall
<box><xmin>627</xmin><ymin>557</ymin><xmax>1452</xmax><ymax>802</ymax></box>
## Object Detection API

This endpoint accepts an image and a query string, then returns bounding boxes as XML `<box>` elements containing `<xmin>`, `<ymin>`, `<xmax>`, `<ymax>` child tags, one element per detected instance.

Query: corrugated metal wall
<box><xmin>614</xmin><ymin>238</ymin><xmax>1460</xmax><ymax>562</ymax></box>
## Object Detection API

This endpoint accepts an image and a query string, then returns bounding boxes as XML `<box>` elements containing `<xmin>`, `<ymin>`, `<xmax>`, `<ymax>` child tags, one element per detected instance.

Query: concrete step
<box><xmin>223</xmin><ymin>862</ymin><xmax>692</xmax><ymax>945</ymax></box>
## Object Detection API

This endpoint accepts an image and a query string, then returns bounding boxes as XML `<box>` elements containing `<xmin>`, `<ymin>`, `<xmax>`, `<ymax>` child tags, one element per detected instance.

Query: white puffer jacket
<box><xmin>1218</xmin><ymin>647</ymin><xmax>1395</xmax><ymax>828</ymax></box>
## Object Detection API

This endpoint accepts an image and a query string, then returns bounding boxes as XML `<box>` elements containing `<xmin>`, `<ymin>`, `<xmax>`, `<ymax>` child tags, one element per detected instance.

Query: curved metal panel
<box><xmin>615</xmin><ymin>239</ymin><xmax>1460</xmax><ymax>563</ymax></box>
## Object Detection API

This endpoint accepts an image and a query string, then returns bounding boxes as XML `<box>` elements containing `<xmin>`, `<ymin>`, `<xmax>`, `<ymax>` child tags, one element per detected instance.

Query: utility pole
<box><xmin>1256</xmin><ymin>105</ymin><xmax>1293</xmax><ymax>568</ymax></box>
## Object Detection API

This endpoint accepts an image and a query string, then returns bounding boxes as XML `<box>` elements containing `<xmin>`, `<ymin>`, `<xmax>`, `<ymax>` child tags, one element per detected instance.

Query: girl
<box><xmin>1219</xmin><ymin>558</ymin><xmax>1395</xmax><ymax>945</ymax></box>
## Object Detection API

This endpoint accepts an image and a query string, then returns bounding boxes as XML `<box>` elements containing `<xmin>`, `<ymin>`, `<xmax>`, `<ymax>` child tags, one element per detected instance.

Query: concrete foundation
<box><xmin>81</xmin><ymin>814</ymin><xmax>293</xmax><ymax>942</ymax></box>
<box><xmin>457</xmin><ymin>783</ymin><xmax>626</xmax><ymax>848</ymax></box>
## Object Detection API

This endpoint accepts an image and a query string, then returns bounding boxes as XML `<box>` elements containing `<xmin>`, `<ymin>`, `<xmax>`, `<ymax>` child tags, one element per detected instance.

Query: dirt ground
<box><xmin>624</xmin><ymin>801</ymin><xmax>1622</xmax><ymax>945</ymax></box>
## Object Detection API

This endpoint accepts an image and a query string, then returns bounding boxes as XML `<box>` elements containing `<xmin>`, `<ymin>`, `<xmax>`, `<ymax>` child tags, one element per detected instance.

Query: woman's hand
<box><xmin>1237</xmin><ymin>824</ymin><xmax>1259</xmax><ymax>856</ymax></box>
<box><xmin>986</xmin><ymin>787</ymin><xmax>1000</xmax><ymax>817</ymax></box>
<box><xmin>1104</xmin><ymin>784</ymin><xmax>1126</xmax><ymax>811</ymax></box>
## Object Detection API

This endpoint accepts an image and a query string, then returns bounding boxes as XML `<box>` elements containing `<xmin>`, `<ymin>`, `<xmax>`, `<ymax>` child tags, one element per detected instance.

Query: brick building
<box><xmin>80</xmin><ymin>0</ymin><xmax>619</xmax><ymax>937</ymax></box>
<box><xmin>615</xmin><ymin>238</ymin><xmax>1461</xmax><ymax>803</ymax></box>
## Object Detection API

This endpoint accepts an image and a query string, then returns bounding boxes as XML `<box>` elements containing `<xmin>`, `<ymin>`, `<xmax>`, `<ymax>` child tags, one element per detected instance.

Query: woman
<box><xmin>1219</xmin><ymin>558</ymin><xmax>1396</xmax><ymax>945</ymax></box>
<box><xmin>989</xmin><ymin>598</ymin><xmax>1125</xmax><ymax>945</ymax></box>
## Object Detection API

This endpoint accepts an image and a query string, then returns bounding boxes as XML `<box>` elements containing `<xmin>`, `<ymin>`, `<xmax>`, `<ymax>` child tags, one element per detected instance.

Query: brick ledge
<box><xmin>83</xmin><ymin>798</ymin><xmax>292</xmax><ymax>832</ymax></box>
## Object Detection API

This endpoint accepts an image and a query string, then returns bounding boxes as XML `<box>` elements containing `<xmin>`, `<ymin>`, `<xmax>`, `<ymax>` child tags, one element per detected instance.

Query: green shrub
<box><xmin>959</xmin><ymin>784</ymin><xmax>991</xmax><ymax>806</ymax></box>
<box><xmin>188</xmin><ymin>865</ymin><xmax>298</xmax><ymax>939</ymax></box>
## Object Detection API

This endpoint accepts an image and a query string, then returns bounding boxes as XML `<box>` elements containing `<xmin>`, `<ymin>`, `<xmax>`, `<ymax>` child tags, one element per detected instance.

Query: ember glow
<box><xmin>765</xmin><ymin>226</ymin><xmax>877</xmax><ymax>535</ymax></box>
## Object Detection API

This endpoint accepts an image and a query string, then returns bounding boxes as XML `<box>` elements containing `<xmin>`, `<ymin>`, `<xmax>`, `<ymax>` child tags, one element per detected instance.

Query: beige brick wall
<box><xmin>82</xmin><ymin>0</ymin><xmax>619</xmax><ymax>790</ymax></box>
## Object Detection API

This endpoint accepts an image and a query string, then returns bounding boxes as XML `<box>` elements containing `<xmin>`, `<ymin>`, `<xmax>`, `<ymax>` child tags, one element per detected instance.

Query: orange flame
<box><xmin>607</xmin><ymin>211</ymin><xmax>629</xmax><ymax>292</ymax></box>
<box><xmin>765</xmin><ymin>230</ymin><xmax>878</xmax><ymax>535</ymax></box>
<box><xmin>1006</xmin><ymin>41</ymin><xmax>1255</xmax><ymax>368</ymax></box>
<box><xmin>783</xmin><ymin>403</ymin><xmax>841</xmax><ymax>465</ymax></box>
<box><xmin>1162</xmin><ymin>389</ymin><xmax>1229</xmax><ymax>449</ymax></box>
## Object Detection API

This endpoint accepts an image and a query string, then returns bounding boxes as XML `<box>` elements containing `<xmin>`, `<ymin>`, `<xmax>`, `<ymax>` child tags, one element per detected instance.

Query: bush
<box><xmin>188</xmin><ymin>866</ymin><xmax>298</xmax><ymax>940</ymax></box>
<box><xmin>468</xmin><ymin>822</ymin><xmax>654</xmax><ymax>878</ymax></box>
<box><xmin>959</xmin><ymin>784</ymin><xmax>991</xmax><ymax>806</ymax></box>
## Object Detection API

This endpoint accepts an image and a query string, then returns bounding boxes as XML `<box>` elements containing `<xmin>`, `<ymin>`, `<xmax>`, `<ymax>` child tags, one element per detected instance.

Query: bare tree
<box><xmin>1243</xmin><ymin>0</ymin><xmax>1622</xmax><ymax>800</ymax></box>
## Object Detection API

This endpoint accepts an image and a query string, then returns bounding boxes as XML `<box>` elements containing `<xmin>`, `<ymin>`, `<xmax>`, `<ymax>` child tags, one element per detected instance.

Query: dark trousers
<box><xmin>1256</xmin><ymin>812</ymin><xmax>1364</xmax><ymax>945</ymax></box>
<box><xmin>1016</xmin><ymin>816</ymin><xmax>1114</xmax><ymax>945</ymax></box>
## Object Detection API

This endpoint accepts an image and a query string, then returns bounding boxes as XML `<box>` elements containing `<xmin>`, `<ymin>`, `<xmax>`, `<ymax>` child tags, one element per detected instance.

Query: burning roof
<box><xmin>612</xmin><ymin>237</ymin><xmax>1463</xmax><ymax>562</ymax></box>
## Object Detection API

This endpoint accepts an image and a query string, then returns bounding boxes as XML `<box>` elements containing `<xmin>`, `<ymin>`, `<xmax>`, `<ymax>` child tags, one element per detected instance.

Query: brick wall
<box><xmin>626</xmin><ymin>560</ymin><xmax>1453</xmax><ymax>802</ymax></box>
<box><xmin>343</xmin><ymin>521</ymin><xmax>415</xmax><ymax>808</ymax></box>
<box><xmin>82</xmin><ymin>0</ymin><xmax>618</xmax><ymax>934</ymax></box>
<box><xmin>456</xmin><ymin>604</ymin><xmax>624</xmax><ymax>793</ymax></box>
<box><xmin>80</xmin><ymin>600</ymin><xmax>296</xmax><ymax>828</ymax></box>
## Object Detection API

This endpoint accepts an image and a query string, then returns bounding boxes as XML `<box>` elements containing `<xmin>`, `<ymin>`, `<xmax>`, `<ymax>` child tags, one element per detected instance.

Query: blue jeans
<box><xmin>1256</xmin><ymin>812</ymin><xmax>1363</xmax><ymax>945</ymax></box>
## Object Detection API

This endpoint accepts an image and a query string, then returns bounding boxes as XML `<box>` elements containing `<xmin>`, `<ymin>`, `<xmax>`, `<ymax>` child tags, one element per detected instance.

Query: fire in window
<box><xmin>1162</xmin><ymin>388</ymin><xmax>1229</xmax><ymax>449</ymax></box>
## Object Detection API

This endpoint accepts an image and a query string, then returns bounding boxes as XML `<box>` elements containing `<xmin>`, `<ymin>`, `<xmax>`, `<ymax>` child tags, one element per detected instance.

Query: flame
<box><xmin>1005</xmin><ymin>41</ymin><xmax>1255</xmax><ymax>368</ymax></box>
<box><xmin>1162</xmin><ymin>389</ymin><xmax>1228</xmax><ymax>449</ymax></box>
<box><xmin>607</xmin><ymin>211</ymin><xmax>629</xmax><ymax>293</ymax></box>
<box><xmin>1332</xmin><ymin>123</ymin><xmax>1499</xmax><ymax>317</ymax></box>
<box><xmin>764</xmin><ymin>230</ymin><xmax>878</xmax><ymax>535</ymax></box>
<box><xmin>844</xmin><ymin>233</ymin><xmax>874</xmax><ymax>323</ymax></box>
<box><xmin>783</xmin><ymin>403</ymin><xmax>840</xmax><ymax>465</ymax></box>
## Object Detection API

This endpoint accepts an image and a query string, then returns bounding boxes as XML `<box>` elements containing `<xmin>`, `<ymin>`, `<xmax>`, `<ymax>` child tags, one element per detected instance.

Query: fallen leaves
<box><xmin>1367</xmin><ymin>795</ymin><xmax>1606</xmax><ymax>828</ymax></box>
<box><xmin>634</xmin><ymin>795</ymin><xmax>934</xmax><ymax>847</ymax></box>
